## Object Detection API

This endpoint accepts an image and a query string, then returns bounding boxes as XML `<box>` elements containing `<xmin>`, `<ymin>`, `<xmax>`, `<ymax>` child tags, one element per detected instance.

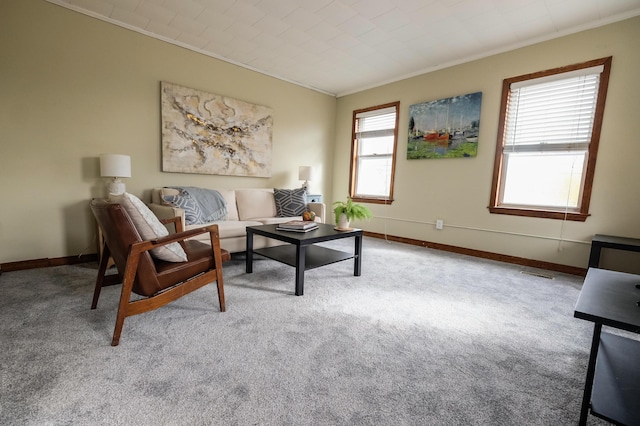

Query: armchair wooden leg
<box><xmin>111</xmin><ymin>256</ymin><xmax>139</xmax><ymax>346</ymax></box>
<box><xmin>111</xmin><ymin>312</ymin><xmax>126</xmax><ymax>346</ymax></box>
<box><xmin>112</xmin><ymin>283</ymin><xmax>134</xmax><ymax>346</ymax></box>
<box><xmin>210</xmin><ymin>232</ymin><xmax>226</xmax><ymax>312</ymax></box>
<box><xmin>216</xmin><ymin>272</ymin><xmax>226</xmax><ymax>312</ymax></box>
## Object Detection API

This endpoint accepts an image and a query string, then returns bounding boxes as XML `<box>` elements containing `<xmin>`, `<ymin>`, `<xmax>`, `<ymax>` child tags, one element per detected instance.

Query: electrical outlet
<box><xmin>436</xmin><ymin>219</ymin><xmax>444</xmax><ymax>230</ymax></box>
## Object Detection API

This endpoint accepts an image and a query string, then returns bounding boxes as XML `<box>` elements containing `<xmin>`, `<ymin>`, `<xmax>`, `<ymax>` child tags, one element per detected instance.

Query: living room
<box><xmin>3</xmin><ymin>1</ymin><xmax>640</xmax><ymax>424</ymax></box>
<box><xmin>2</xmin><ymin>1</ymin><xmax>640</xmax><ymax>274</ymax></box>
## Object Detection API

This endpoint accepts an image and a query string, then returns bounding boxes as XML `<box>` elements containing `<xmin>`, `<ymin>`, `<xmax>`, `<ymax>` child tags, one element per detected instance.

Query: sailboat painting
<box><xmin>407</xmin><ymin>92</ymin><xmax>482</xmax><ymax>159</ymax></box>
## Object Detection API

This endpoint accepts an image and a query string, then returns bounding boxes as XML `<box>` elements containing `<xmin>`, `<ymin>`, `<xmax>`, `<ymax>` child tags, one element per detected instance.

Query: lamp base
<box><xmin>107</xmin><ymin>179</ymin><xmax>126</xmax><ymax>196</ymax></box>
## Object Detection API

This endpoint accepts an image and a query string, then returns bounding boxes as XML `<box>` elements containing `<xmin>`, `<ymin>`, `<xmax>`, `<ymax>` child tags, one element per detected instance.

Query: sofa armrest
<box><xmin>148</xmin><ymin>203</ymin><xmax>186</xmax><ymax>232</ymax></box>
<box><xmin>307</xmin><ymin>202</ymin><xmax>326</xmax><ymax>224</ymax></box>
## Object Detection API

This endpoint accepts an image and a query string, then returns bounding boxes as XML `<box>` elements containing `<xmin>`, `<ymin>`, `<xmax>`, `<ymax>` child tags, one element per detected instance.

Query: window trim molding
<box><xmin>349</xmin><ymin>101</ymin><xmax>400</xmax><ymax>204</ymax></box>
<box><xmin>488</xmin><ymin>56</ymin><xmax>612</xmax><ymax>222</ymax></box>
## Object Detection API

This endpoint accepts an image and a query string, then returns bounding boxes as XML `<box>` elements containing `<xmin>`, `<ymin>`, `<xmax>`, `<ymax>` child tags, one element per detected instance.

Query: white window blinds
<box><xmin>504</xmin><ymin>65</ymin><xmax>603</xmax><ymax>152</ymax></box>
<box><xmin>355</xmin><ymin>106</ymin><xmax>397</xmax><ymax>139</ymax></box>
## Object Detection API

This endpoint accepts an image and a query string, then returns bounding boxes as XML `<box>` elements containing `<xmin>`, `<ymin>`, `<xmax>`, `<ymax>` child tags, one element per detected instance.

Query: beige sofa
<box><xmin>149</xmin><ymin>187</ymin><xmax>325</xmax><ymax>253</ymax></box>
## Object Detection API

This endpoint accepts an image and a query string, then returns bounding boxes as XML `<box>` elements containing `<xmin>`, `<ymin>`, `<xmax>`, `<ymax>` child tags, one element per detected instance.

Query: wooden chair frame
<box><xmin>92</xmin><ymin>208</ymin><xmax>228</xmax><ymax>346</ymax></box>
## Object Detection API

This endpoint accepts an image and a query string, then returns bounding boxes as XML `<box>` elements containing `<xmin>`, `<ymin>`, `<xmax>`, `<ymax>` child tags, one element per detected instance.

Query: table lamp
<box><xmin>100</xmin><ymin>154</ymin><xmax>131</xmax><ymax>195</ymax></box>
<box><xmin>298</xmin><ymin>166</ymin><xmax>313</xmax><ymax>191</ymax></box>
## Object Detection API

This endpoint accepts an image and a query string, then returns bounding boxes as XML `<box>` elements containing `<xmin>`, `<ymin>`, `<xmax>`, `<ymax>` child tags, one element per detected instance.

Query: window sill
<box><xmin>351</xmin><ymin>196</ymin><xmax>394</xmax><ymax>205</ymax></box>
<box><xmin>488</xmin><ymin>206</ymin><xmax>589</xmax><ymax>222</ymax></box>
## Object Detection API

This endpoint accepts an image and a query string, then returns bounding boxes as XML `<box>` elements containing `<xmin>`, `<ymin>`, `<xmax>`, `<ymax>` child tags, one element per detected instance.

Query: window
<box><xmin>350</xmin><ymin>102</ymin><xmax>399</xmax><ymax>204</ymax></box>
<box><xmin>489</xmin><ymin>57</ymin><xmax>611</xmax><ymax>221</ymax></box>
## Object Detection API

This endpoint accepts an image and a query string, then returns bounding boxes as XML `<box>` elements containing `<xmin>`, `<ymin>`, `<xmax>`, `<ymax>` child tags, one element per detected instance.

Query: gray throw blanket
<box><xmin>171</xmin><ymin>187</ymin><xmax>228</xmax><ymax>223</ymax></box>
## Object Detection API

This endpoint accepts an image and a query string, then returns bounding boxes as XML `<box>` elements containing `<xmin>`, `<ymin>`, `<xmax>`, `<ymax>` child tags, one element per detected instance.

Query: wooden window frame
<box><xmin>489</xmin><ymin>57</ymin><xmax>612</xmax><ymax>221</ymax></box>
<box><xmin>349</xmin><ymin>101</ymin><xmax>400</xmax><ymax>205</ymax></box>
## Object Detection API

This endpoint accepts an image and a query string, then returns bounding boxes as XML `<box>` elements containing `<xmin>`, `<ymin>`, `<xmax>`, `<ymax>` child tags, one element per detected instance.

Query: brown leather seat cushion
<box><xmin>152</xmin><ymin>240</ymin><xmax>230</xmax><ymax>291</ymax></box>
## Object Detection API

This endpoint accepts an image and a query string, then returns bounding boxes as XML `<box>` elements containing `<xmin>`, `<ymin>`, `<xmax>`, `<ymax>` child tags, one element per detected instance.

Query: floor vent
<box><xmin>520</xmin><ymin>270</ymin><xmax>554</xmax><ymax>279</ymax></box>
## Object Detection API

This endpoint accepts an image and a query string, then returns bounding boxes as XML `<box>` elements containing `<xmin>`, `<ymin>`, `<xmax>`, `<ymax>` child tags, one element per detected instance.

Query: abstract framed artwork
<box><xmin>407</xmin><ymin>92</ymin><xmax>482</xmax><ymax>159</ymax></box>
<box><xmin>161</xmin><ymin>82</ymin><xmax>273</xmax><ymax>177</ymax></box>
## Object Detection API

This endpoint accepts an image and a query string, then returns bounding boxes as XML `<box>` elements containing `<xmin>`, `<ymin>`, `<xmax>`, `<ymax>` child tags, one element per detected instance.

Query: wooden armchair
<box><xmin>90</xmin><ymin>199</ymin><xmax>230</xmax><ymax>346</ymax></box>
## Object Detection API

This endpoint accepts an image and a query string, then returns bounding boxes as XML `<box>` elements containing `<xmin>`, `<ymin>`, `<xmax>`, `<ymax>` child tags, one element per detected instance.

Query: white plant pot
<box><xmin>337</xmin><ymin>213</ymin><xmax>351</xmax><ymax>230</ymax></box>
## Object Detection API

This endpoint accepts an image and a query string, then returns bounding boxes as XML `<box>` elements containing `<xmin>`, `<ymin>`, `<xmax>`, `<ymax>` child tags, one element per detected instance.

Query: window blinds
<box><xmin>504</xmin><ymin>66</ymin><xmax>603</xmax><ymax>152</ymax></box>
<box><xmin>355</xmin><ymin>107</ymin><xmax>396</xmax><ymax>139</ymax></box>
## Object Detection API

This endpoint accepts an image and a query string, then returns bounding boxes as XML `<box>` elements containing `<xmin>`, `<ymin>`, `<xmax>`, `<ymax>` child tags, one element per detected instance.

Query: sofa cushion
<box><xmin>273</xmin><ymin>188</ymin><xmax>307</xmax><ymax>217</ymax></box>
<box><xmin>157</xmin><ymin>187</ymin><xmax>239</xmax><ymax>222</ymax></box>
<box><xmin>158</xmin><ymin>187</ymin><xmax>180</xmax><ymax>204</ymax></box>
<box><xmin>165</xmin><ymin>187</ymin><xmax>228</xmax><ymax>224</ymax></box>
<box><xmin>162</xmin><ymin>192</ymin><xmax>205</xmax><ymax>225</ymax></box>
<box><xmin>217</xmin><ymin>189</ymin><xmax>239</xmax><ymax>221</ymax></box>
<box><xmin>236</xmin><ymin>189</ymin><xmax>277</xmax><ymax>220</ymax></box>
<box><xmin>185</xmin><ymin>220</ymin><xmax>262</xmax><ymax>240</ymax></box>
<box><xmin>217</xmin><ymin>220</ymin><xmax>263</xmax><ymax>239</ymax></box>
<box><xmin>111</xmin><ymin>193</ymin><xmax>188</xmax><ymax>262</ymax></box>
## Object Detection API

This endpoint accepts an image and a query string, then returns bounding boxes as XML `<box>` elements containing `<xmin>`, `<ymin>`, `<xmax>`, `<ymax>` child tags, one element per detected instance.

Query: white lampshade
<box><xmin>298</xmin><ymin>166</ymin><xmax>313</xmax><ymax>191</ymax></box>
<box><xmin>298</xmin><ymin>166</ymin><xmax>313</xmax><ymax>182</ymax></box>
<box><xmin>100</xmin><ymin>154</ymin><xmax>131</xmax><ymax>195</ymax></box>
<box><xmin>100</xmin><ymin>154</ymin><xmax>131</xmax><ymax>178</ymax></box>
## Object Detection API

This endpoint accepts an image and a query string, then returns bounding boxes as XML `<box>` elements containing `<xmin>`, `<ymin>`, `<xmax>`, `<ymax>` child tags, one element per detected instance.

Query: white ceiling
<box><xmin>47</xmin><ymin>0</ymin><xmax>640</xmax><ymax>97</ymax></box>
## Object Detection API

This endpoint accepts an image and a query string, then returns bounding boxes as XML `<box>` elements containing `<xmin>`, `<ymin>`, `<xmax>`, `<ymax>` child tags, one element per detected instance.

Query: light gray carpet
<box><xmin>0</xmin><ymin>237</ymin><xmax>611</xmax><ymax>425</ymax></box>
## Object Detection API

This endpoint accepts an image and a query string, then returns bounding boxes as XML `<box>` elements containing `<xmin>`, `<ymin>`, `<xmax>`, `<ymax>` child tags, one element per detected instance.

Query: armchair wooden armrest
<box><xmin>149</xmin><ymin>223</ymin><xmax>221</xmax><ymax>247</ymax></box>
<box><xmin>159</xmin><ymin>216</ymin><xmax>184</xmax><ymax>233</ymax></box>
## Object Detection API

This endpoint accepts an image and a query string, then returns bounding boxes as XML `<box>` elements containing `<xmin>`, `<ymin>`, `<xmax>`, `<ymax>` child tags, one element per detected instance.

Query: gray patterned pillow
<box><xmin>273</xmin><ymin>188</ymin><xmax>307</xmax><ymax>217</ymax></box>
<box><xmin>162</xmin><ymin>192</ymin><xmax>205</xmax><ymax>225</ymax></box>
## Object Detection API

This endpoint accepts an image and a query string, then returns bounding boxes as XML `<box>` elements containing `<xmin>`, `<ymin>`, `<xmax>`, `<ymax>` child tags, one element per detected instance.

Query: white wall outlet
<box><xmin>436</xmin><ymin>219</ymin><xmax>444</xmax><ymax>230</ymax></box>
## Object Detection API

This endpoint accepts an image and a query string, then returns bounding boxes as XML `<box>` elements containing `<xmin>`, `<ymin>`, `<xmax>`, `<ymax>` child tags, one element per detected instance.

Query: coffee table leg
<box><xmin>354</xmin><ymin>234</ymin><xmax>362</xmax><ymax>276</ymax></box>
<box><xmin>246</xmin><ymin>229</ymin><xmax>254</xmax><ymax>273</ymax></box>
<box><xmin>295</xmin><ymin>245</ymin><xmax>306</xmax><ymax>296</ymax></box>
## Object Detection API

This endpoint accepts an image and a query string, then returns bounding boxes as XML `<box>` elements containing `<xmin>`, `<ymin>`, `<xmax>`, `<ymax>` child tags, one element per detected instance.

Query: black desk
<box><xmin>574</xmin><ymin>268</ymin><xmax>640</xmax><ymax>425</ymax></box>
<box><xmin>588</xmin><ymin>234</ymin><xmax>640</xmax><ymax>268</ymax></box>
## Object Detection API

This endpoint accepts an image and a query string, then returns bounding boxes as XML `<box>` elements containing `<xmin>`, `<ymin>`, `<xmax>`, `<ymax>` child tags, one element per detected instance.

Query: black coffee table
<box><xmin>245</xmin><ymin>223</ymin><xmax>363</xmax><ymax>296</ymax></box>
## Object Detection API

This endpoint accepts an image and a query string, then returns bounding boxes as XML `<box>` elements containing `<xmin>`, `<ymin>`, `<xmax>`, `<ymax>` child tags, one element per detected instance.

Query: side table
<box><xmin>574</xmin><ymin>268</ymin><xmax>640</xmax><ymax>425</ymax></box>
<box><xmin>306</xmin><ymin>194</ymin><xmax>323</xmax><ymax>203</ymax></box>
<box><xmin>588</xmin><ymin>234</ymin><xmax>640</xmax><ymax>268</ymax></box>
<box><xmin>96</xmin><ymin>221</ymin><xmax>115</xmax><ymax>269</ymax></box>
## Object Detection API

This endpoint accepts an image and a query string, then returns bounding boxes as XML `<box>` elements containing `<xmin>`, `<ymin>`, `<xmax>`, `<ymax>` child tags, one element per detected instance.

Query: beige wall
<box><xmin>2</xmin><ymin>1</ymin><xmax>639</xmax><ymax>272</ymax></box>
<box><xmin>0</xmin><ymin>0</ymin><xmax>336</xmax><ymax>264</ymax></box>
<box><xmin>334</xmin><ymin>16</ymin><xmax>640</xmax><ymax>272</ymax></box>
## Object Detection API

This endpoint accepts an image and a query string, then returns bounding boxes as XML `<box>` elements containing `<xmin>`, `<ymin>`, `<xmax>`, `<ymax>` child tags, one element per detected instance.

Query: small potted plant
<box><xmin>333</xmin><ymin>197</ymin><xmax>373</xmax><ymax>230</ymax></box>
